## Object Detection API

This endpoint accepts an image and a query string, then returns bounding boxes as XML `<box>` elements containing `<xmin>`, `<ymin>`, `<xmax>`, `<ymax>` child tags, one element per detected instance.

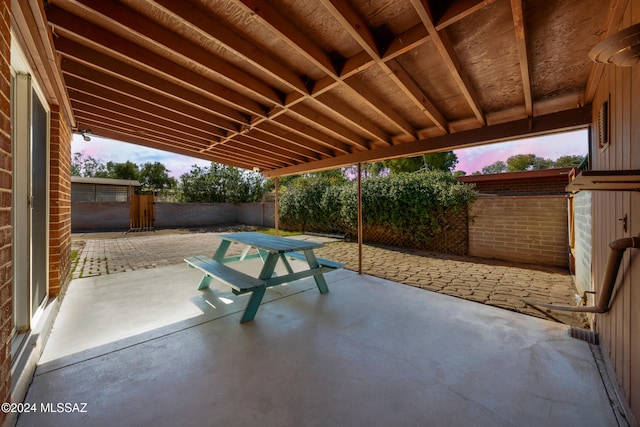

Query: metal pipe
<box><xmin>523</xmin><ymin>236</ymin><xmax>640</xmax><ymax>313</ymax></box>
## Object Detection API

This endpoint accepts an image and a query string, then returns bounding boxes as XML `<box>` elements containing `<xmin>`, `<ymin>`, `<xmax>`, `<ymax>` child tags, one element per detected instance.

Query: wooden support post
<box><xmin>275</xmin><ymin>176</ymin><xmax>279</xmax><ymax>236</ymax></box>
<box><xmin>358</xmin><ymin>163</ymin><xmax>363</xmax><ymax>275</ymax></box>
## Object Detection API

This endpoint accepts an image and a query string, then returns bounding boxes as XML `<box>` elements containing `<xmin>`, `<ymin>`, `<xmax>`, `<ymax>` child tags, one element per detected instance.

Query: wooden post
<box><xmin>275</xmin><ymin>176</ymin><xmax>279</xmax><ymax>236</ymax></box>
<box><xmin>358</xmin><ymin>163</ymin><xmax>363</xmax><ymax>275</ymax></box>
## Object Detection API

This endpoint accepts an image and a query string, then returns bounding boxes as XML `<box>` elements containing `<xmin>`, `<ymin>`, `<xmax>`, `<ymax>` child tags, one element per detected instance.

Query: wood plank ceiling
<box><xmin>44</xmin><ymin>0</ymin><xmax>613</xmax><ymax>176</ymax></box>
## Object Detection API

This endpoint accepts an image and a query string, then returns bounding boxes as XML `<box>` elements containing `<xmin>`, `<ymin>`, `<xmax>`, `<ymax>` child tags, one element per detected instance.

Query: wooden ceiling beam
<box><xmin>233</xmin><ymin>0</ymin><xmax>415</xmax><ymax>144</ymax></box>
<box><xmin>151</xmin><ymin>0</ymin><xmax>309</xmax><ymax>96</ymax></box>
<box><xmin>263</xmin><ymin>106</ymin><xmax>592</xmax><ymax>177</ymax></box>
<box><xmin>251</xmin><ymin>122</ymin><xmax>338</xmax><ymax>158</ymax></box>
<box><xmin>72</xmin><ymin>103</ymin><xmax>218</xmax><ymax>147</ymax></box>
<box><xmin>411</xmin><ymin>0</ymin><xmax>486</xmax><ymax>126</ymax></box>
<box><xmin>230</xmin><ymin>134</ymin><xmax>311</xmax><ymax>165</ymax></box>
<box><xmin>271</xmin><ymin>115</ymin><xmax>363</xmax><ymax>154</ymax></box>
<box><xmin>62</xmin><ymin>60</ymin><xmax>238</xmax><ymax>135</ymax></box>
<box><xmin>63</xmin><ymin>72</ymin><xmax>236</xmax><ymax>139</ymax></box>
<box><xmin>47</xmin><ymin>7</ymin><xmax>269</xmax><ymax>117</ymax></box>
<box><xmin>236</xmin><ymin>0</ymin><xmax>339</xmax><ymax>77</ymax></box>
<box><xmin>53</xmin><ymin>36</ymin><xmax>256</xmax><ymax>124</ymax></box>
<box><xmin>435</xmin><ymin>0</ymin><xmax>499</xmax><ymax>29</ymax></box>
<box><xmin>73</xmin><ymin>116</ymin><xmax>214</xmax><ymax>156</ymax></box>
<box><xmin>75</xmin><ymin>117</ymin><xmax>283</xmax><ymax>169</ymax></box>
<box><xmin>235</xmin><ymin>131</ymin><xmax>323</xmax><ymax>163</ymax></box>
<box><xmin>50</xmin><ymin>0</ymin><xmax>284</xmax><ymax>107</ymax></box>
<box><xmin>321</xmin><ymin>0</ymin><xmax>448</xmax><ymax>135</ymax></box>
<box><xmin>79</xmin><ymin>125</ymin><xmax>261</xmax><ymax>170</ymax></box>
<box><xmin>319</xmin><ymin>0</ymin><xmax>379</xmax><ymax>58</ymax></box>
<box><xmin>510</xmin><ymin>0</ymin><xmax>533</xmax><ymax>117</ymax></box>
<box><xmin>284</xmin><ymin>104</ymin><xmax>370</xmax><ymax>152</ymax></box>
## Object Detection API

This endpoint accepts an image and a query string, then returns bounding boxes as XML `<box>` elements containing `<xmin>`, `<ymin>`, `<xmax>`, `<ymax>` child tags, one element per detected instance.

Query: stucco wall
<box><xmin>469</xmin><ymin>196</ymin><xmax>569</xmax><ymax>267</ymax></box>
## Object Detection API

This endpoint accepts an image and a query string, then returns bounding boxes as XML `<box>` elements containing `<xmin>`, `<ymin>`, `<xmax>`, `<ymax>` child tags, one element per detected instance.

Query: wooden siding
<box><xmin>589</xmin><ymin>0</ymin><xmax>640</xmax><ymax>420</ymax></box>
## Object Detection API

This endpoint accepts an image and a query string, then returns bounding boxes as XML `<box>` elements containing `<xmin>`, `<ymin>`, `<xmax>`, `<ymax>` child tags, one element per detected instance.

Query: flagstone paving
<box><xmin>71</xmin><ymin>227</ymin><xmax>588</xmax><ymax>329</ymax></box>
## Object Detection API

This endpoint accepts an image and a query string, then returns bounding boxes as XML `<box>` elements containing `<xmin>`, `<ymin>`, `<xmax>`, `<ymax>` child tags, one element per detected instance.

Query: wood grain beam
<box><xmin>81</xmin><ymin>125</ymin><xmax>262</xmax><ymax>170</ymax></box>
<box><xmin>72</xmin><ymin>102</ymin><xmax>220</xmax><ymax>146</ymax></box>
<box><xmin>52</xmin><ymin>0</ymin><xmax>284</xmax><ymax>106</ymax></box>
<box><xmin>66</xmin><ymin>75</ymin><xmax>232</xmax><ymax>140</ymax></box>
<box><xmin>263</xmin><ymin>106</ymin><xmax>592</xmax><ymax>177</ymax></box>
<box><xmin>234</xmin><ymin>0</ymin><xmax>413</xmax><ymax>143</ymax></box>
<box><xmin>321</xmin><ymin>0</ymin><xmax>436</xmax><ymax>139</ymax></box>
<box><xmin>510</xmin><ymin>0</ymin><xmax>532</xmax><ymax>117</ymax></box>
<box><xmin>435</xmin><ymin>0</ymin><xmax>499</xmax><ymax>29</ymax></box>
<box><xmin>236</xmin><ymin>0</ymin><xmax>339</xmax><ymax>77</ymax></box>
<box><xmin>62</xmin><ymin>60</ymin><xmax>238</xmax><ymax>134</ymax></box>
<box><xmin>151</xmin><ymin>0</ymin><xmax>310</xmax><ymax>95</ymax></box>
<box><xmin>47</xmin><ymin>5</ymin><xmax>273</xmax><ymax>116</ymax></box>
<box><xmin>411</xmin><ymin>0</ymin><xmax>486</xmax><ymax>125</ymax></box>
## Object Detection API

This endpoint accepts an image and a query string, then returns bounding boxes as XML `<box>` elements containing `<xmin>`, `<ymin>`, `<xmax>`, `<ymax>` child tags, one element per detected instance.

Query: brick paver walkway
<box><xmin>71</xmin><ymin>229</ymin><xmax>588</xmax><ymax>329</ymax></box>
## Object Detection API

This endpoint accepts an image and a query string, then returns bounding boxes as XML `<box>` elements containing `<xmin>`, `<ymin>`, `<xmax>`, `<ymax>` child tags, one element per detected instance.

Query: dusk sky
<box><xmin>71</xmin><ymin>129</ymin><xmax>588</xmax><ymax>178</ymax></box>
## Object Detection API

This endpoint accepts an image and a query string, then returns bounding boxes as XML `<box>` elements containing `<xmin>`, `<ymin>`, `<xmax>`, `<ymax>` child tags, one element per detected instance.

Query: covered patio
<box><xmin>18</xmin><ymin>251</ymin><xmax>619</xmax><ymax>426</ymax></box>
<box><xmin>4</xmin><ymin>1</ymin><xmax>640</xmax><ymax>426</ymax></box>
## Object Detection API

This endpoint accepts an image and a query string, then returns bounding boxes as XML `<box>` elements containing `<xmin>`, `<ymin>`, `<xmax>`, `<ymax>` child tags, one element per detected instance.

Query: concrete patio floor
<box><xmin>17</xmin><ymin>250</ymin><xmax>620</xmax><ymax>426</ymax></box>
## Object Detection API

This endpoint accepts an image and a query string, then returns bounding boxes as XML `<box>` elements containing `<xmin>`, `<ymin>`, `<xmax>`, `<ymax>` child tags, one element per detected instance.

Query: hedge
<box><xmin>278</xmin><ymin>171</ymin><xmax>477</xmax><ymax>247</ymax></box>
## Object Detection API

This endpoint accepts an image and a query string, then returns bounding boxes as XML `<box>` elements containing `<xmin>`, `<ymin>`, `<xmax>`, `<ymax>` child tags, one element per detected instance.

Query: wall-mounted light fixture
<box><xmin>77</xmin><ymin>129</ymin><xmax>92</xmax><ymax>141</ymax></box>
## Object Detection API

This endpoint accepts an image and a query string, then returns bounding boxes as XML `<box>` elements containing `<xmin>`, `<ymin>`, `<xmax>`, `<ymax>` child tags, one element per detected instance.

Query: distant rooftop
<box><xmin>71</xmin><ymin>176</ymin><xmax>141</xmax><ymax>187</ymax></box>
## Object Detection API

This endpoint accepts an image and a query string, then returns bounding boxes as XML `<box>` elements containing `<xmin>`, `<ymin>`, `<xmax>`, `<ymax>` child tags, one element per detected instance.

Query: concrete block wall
<box><xmin>236</xmin><ymin>202</ymin><xmax>275</xmax><ymax>228</ymax></box>
<box><xmin>573</xmin><ymin>191</ymin><xmax>592</xmax><ymax>296</ymax></box>
<box><xmin>154</xmin><ymin>203</ymin><xmax>238</xmax><ymax>228</ymax></box>
<box><xmin>72</xmin><ymin>202</ymin><xmax>276</xmax><ymax>231</ymax></box>
<box><xmin>154</xmin><ymin>202</ymin><xmax>275</xmax><ymax>229</ymax></box>
<box><xmin>0</xmin><ymin>0</ymin><xmax>11</xmax><ymax>421</ymax></box>
<box><xmin>72</xmin><ymin>202</ymin><xmax>131</xmax><ymax>231</ymax></box>
<box><xmin>469</xmin><ymin>196</ymin><xmax>569</xmax><ymax>267</ymax></box>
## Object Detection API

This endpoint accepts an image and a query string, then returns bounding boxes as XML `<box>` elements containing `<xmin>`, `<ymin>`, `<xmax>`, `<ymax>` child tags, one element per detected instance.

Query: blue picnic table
<box><xmin>184</xmin><ymin>232</ymin><xmax>344</xmax><ymax>322</ymax></box>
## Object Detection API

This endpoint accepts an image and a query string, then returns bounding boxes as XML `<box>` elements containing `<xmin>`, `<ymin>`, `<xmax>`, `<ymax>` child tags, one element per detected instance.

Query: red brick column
<box><xmin>0</xmin><ymin>0</ymin><xmax>12</xmax><ymax>421</ymax></box>
<box><xmin>49</xmin><ymin>106</ymin><xmax>73</xmax><ymax>297</ymax></box>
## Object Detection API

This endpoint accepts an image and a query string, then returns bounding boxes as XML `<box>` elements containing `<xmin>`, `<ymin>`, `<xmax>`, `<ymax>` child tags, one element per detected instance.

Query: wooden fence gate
<box><xmin>130</xmin><ymin>194</ymin><xmax>155</xmax><ymax>230</ymax></box>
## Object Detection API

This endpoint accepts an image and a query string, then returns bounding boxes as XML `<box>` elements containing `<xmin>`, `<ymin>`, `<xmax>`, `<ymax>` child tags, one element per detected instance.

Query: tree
<box><xmin>482</xmin><ymin>160</ymin><xmax>507</xmax><ymax>174</ymax></box>
<box><xmin>554</xmin><ymin>154</ymin><xmax>586</xmax><ymax>168</ymax></box>
<box><xmin>105</xmin><ymin>161</ymin><xmax>140</xmax><ymax>180</ymax></box>
<box><xmin>382</xmin><ymin>151</ymin><xmax>458</xmax><ymax>174</ymax></box>
<box><xmin>179</xmin><ymin>163</ymin><xmax>264</xmax><ymax>203</ymax></box>
<box><xmin>71</xmin><ymin>152</ymin><xmax>107</xmax><ymax>177</ymax></box>
<box><xmin>383</xmin><ymin>156</ymin><xmax>424</xmax><ymax>174</ymax></box>
<box><xmin>139</xmin><ymin>162</ymin><xmax>176</xmax><ymax>192</ymax></box>
<box><xmin>506</xmin><ymin>154</ymin><xmax>552</xmax><ymax>171</ymax></box>
<box><xmin>422</xmin><ymin>151</ymin><xmax>458</xmax><ymax>173</ymax></box>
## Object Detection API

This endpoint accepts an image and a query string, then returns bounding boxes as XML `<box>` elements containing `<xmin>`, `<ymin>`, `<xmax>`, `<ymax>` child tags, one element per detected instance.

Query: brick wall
<box><xmin>0</xmin><ymin>0</ymin><xmax>10</xmax><ymax>422</ymax></box>
<box><xmin>459</xmin><ymin>168</ymin><xmax>573</xmax><ymax>196</ymax></box>
<box><xmin>466</xmin><ymin>179</ymin><xmax>569</xmax><ymax>196</ymax></box>
<box><xmin>49</xmin><ymin>106</ymin><xmax>72</xmax><ymax>296</ymax></box>
<box><xmin>469</xmin><ymin>196</ymin><xmax>569</xmax><ymax>267</ymax></box>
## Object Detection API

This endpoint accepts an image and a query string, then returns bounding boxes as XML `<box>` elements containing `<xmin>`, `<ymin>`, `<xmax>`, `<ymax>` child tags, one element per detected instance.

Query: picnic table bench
<box><xmin>184</xmin><ymin>232</ymin><xmax>343</xmax><ymax>322</ymax></box>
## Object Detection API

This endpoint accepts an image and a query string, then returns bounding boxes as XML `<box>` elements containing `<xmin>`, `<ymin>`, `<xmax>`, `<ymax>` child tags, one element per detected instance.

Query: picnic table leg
<box><xmin>279</xmin><ymin>253</ymin><xmax>294</xmax><ymax>274</ymax></box>
<box><xmin>303</xmin><ymin>250</ymin><xmax>330</xmax><ymax>294</ymax></box>
<box><xmin>197</xmin><ymin>275</ymin><xmax>213</xmax><ymax>290</ymax></box>
<box><xmin>240</xmin><ymin>286</ymin><xmax>266</xmax><ymax>323</ymax></box>
<box><xmin>213</xmin><ymin>239</ymin><xmax>231</xmax><ymax>261</ymax></box>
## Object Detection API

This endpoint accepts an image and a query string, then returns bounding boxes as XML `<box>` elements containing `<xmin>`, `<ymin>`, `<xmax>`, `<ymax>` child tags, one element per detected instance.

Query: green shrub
<box><xmin>279</xmin><ymin>171</ymin><xmax>476</xmax><ymax>245</ymax></box>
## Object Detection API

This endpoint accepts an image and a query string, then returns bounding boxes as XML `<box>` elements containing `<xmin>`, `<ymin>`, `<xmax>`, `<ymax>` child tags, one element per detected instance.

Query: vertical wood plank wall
<box><xmin>591</xmin><ymin>0</ymin><xmax>640</xmax><ymax>418</ymax></box>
